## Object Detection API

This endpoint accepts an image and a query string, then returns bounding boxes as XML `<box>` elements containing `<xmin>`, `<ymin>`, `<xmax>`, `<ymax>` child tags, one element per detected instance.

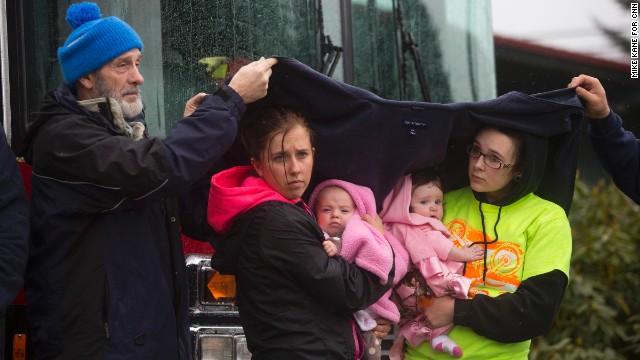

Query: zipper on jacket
<box><xmin>104</xmin><ymin>274</ymin><xmax>111</xmax><ymax>339</ymax></box>
<box><xmin>160</xmin><ymin>199</ymin><xmax>167</xmax><ymax>217</ymax></box>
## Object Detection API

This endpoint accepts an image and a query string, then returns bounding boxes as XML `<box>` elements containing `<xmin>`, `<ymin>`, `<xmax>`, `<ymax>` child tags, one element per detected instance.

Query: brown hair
<box><xmin>479</xmin><ymin>125</ymin><xmax>525</xmax><ymax>175</ymax></box>
<box><xmin>411</xmin><ymin>169</ymin><xmax>444</xmax><ymax>194</ymax></box>
<box><xmin>240</xmin><ymin>107</ymin><xmax>315</xmax><ymax>180</ymax></box>
<box><xmin>241</xmin><ymin>107</ymin><xmax>313</xmax><ymax>159</ymax></box>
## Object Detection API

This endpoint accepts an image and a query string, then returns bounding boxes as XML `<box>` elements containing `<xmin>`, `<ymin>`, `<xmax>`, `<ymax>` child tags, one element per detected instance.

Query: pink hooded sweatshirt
<box><xmin>380</xmin><ymin>174</ymin><xmax>472</xmax><ymax>298</ymax></box>
<box><xmin>380</xmin><ymin>174</ymin><xmax>472</xmax><ymax>359</ymax></box>
<box><xmin>308</xmin><ymin>179</ymin><xmax>410</xmax><ymax>324</ymax></box>
<box><xmin>207</xmin><ymin>166</ymin><xmax>300</xmax><ymax>233</ymax></box>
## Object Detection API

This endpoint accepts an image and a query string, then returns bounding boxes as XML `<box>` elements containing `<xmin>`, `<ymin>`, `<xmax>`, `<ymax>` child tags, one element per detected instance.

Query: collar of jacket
<box><xmin>77</xmin><ymin>97</ymin><xmax>145</xmax><ymax>140</ymax></box>
<box><xmin>54</xmin><ymin>83</ymin><xmax>147</xmax><ymax>140</ymax></box>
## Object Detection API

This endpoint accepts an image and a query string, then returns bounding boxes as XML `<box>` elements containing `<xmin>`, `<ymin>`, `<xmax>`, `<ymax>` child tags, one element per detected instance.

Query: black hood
<box><xmin>471</xmin><ymin>130</ymin><xmax>549</xmax><ymax>207</ymax></box>
<box><xmin>22</xmin><ymin>84</ymin><xmax>82</xmax><ymax>165</ymax></box>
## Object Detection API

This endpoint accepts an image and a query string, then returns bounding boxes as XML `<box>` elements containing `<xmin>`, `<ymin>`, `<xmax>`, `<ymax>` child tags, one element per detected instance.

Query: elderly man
<box><xmin>22</xmin><ymin>2</ymin><xmax>276</xmax><ymax>359</ymax></box>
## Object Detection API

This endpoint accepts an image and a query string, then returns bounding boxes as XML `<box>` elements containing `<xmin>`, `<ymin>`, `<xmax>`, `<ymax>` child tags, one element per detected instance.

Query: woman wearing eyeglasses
<box><xmin>403</xmin><ymin>125</ymin><xmax>572</xmax><ymax>360</ymax></box>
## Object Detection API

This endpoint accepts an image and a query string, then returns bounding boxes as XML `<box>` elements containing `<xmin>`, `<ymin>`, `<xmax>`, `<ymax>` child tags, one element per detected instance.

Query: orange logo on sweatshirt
<box><xmin>447</xmin><ymin>219</ymin><xmax>523</xmax><ymax>295</ymax></box>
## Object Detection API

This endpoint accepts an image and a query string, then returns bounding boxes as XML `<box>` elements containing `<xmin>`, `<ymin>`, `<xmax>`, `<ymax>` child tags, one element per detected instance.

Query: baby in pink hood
<box><xmin>380</xmin><ymin>172</ymin><xmax>483</xmax><ymax>359</ymax></box>
<box><xmin>309</xmin><ymin>179</ymin><xmax>409</xmax><ymax>360</ymax></box>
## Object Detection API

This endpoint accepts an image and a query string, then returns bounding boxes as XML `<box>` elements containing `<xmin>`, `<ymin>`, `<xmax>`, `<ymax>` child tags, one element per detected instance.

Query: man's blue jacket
<box><xmin>589</xmin><ymin>111</ymin><xmax>640</xmax><ymax>204</ymax></box>
<box><xmin>22</xmin><ymin>82</ymin><xmax>245</xmax><ymax>360</ymax></box>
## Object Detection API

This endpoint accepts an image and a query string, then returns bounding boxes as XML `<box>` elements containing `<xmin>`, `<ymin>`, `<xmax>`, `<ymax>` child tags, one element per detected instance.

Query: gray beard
<box><xmin>118</xmin><ymin>96</ymin><xmax>144</xmax><ymax>119</ymax></box>
<box><xmin>94</xmin><ymin>76</ymin><xmax>144</xmax><ymax>119</ymax></box>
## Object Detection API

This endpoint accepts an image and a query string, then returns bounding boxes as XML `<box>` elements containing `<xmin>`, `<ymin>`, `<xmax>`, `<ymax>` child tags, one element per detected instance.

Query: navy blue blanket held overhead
<box><xmin>219</xmin><ymin>57</ymin><xmax>585</xmax><ymax>214</ymax></box>
<box><xmin>180</xmin><ymin>56</ymin><xmax>582</xmax><ymax>234</ymax></box>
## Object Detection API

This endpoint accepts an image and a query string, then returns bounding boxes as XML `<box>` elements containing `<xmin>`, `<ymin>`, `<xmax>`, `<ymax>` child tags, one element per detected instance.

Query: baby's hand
<box><xmin>323</xmin><ymin>240</ymin><xmax>339</xmax><ymax>257</ymax></box>
<box><xmin>462</xmin><ymin>244</ymin><xmax>484</xmax><ymax>262</ymax></box>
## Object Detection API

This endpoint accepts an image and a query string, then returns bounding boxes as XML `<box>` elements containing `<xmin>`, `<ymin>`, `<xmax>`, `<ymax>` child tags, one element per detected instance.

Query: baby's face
<box><xmin>315</xmin><ymin>187</ymin><xmax>356</xmax><ymax>237</ymax></box>
<box><xmin>410</xmin><ymin>181</ymin><xmax>444</xmax><ymax>220</ymax></box>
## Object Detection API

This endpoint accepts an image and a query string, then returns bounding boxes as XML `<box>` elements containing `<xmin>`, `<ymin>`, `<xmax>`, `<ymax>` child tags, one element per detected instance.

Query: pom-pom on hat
<box><xmin>57</xmin><ymin>2</ymin><xmax>143</xmax><ymax>84</ymax></box>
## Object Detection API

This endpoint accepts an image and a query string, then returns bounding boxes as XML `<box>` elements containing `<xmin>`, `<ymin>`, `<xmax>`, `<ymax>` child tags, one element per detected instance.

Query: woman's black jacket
<box><xmin>215</xmin><ymin>200</ymin><xmax>394</xmax><ymax>359</ymax></box>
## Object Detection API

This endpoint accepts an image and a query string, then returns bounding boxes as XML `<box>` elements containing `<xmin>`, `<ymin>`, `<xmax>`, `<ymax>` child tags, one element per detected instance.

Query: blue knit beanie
<box><xmin>58</xmin><ymin>2</ymin><xmax>143</xmax><ymax>84</ymax></box>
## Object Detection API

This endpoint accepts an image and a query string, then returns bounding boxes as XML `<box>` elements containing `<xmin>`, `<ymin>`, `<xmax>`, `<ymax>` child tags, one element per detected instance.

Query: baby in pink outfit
<box><xmin>381</xmin><ymin>172</ymin><xmax>483</xmax><ymax>359</ymax></box>
<box><xmin>309</xmin><ymin>179</ymin><xmax>405</xmax><ymax>360</ymax></box>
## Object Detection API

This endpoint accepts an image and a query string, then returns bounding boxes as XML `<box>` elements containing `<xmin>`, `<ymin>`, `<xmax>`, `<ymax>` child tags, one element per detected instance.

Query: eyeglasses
<box><xmin>466</xmin><ymin>145</ymin><xmax>512</xmax><ymax>170</ymax></box>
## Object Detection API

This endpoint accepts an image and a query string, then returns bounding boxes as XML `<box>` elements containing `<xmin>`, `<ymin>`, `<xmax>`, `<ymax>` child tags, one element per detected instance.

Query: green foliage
<box><xmin>530</xmin><ymin>178</ymin><xmax>640</xmax><ymax>359</ymax></box>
